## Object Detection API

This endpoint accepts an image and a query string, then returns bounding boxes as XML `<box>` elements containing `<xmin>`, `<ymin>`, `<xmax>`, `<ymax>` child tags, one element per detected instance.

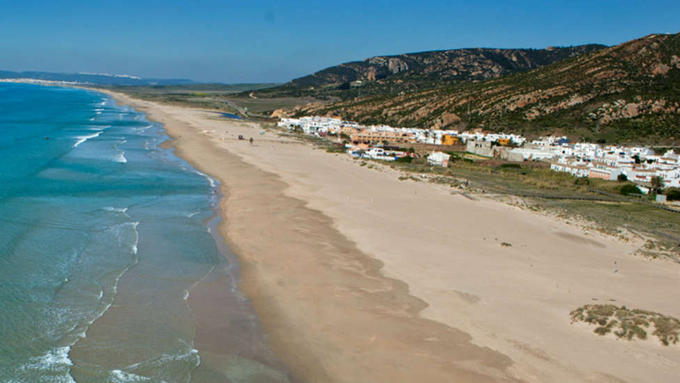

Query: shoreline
<box><xmin>0</xmin><ymin>81</ymin><xmax>292</xmax><ymax>381</ymax></box>
<box><xmin>99</xmin><ymin>90</ymin><xmax>523</xmax><ymax>382</ymax></box>
<box><xmin>104</xmin><ymin>89</ymin><xmax>294</xmax><ymax>382</ymax></box>
<box><xmin>101</xmin><ymin>88</ymin><xmax>680</xmax><ymax>383</ymax></box>
<box><xmin>19</xmin><ymin>78</ymin><xmax>676</xmax><ymax>382</ymax></box>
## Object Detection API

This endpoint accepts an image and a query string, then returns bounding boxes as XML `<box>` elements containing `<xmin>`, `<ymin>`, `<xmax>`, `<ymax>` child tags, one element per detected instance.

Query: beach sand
<box><xmin>104</xmin><ymin>90</ymin><xmax>680</xmax><ymax>383</ymax></box>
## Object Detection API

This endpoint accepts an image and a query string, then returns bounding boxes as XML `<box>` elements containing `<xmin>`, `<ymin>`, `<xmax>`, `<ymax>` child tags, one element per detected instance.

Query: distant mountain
<box><xmin>253</xmin><ymin>44</ymin><xmax>605</xmax><ymax>99</ymax></box>
<box><xmin>296</xmin><ymin>33</ymin><xmax>680</xmax><ymax>144</ymax></box>
<box><xmin>0</xmin><ymin>70</ymin><xmax>194</xmax><ymax>86</ymax></box>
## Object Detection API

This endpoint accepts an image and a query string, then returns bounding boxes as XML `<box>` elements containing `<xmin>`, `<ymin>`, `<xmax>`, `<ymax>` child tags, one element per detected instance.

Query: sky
<box><xmin>0</xmin><ymin>0</ymin><xmax>678</xmax><ymax>83</ymax></box>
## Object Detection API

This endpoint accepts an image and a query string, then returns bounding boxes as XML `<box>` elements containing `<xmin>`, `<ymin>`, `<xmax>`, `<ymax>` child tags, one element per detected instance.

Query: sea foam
<box><xmin>20</xmin><ymin>347</ymin><xmax>76</xmax><ymax>383</ymax></box>
<box><xmin>114</xmin><ymin>151</ymin><xmax>128</xmax><ymax>163</ymax></box>
<box><xmin>73</xmin><ymin>131</ymin><xmax>102</xmax><ymax>148</ymax></box>
<box><xmin>110</xmin><ymin>369</ymin><xmax>151</xmax><ymax>382</ymax></box>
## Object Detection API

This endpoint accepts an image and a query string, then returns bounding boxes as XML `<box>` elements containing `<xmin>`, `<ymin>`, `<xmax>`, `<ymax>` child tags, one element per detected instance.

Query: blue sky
<box><xmin>0</xmin><ymin>0</ymin><xmax>678</xmax><ymax>83</ymax></box>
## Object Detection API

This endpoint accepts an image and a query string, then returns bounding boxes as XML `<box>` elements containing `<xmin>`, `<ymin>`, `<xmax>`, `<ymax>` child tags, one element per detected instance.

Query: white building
<box><xmin>427</xmin><ymin>151</ymin><xmax>450</xmax><ymax>167</ymax></box>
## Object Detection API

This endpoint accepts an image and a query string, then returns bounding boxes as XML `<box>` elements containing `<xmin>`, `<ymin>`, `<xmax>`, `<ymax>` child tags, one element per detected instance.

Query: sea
<box><xmin>0</xmin><ymin>83</ymin><xmax>288</xmax><ymax>382</ymax></box>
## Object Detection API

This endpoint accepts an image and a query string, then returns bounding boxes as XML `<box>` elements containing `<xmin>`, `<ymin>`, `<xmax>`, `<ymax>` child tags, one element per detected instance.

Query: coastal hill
<box><xmin>253</xmin><ymin>45</ymin><xmax>605</xmax><ymax>99</ymax></box>
<box><xmin>294</xmin><ymin>32</ymin><xmax>680</xmax><ymax>143</ymax></box>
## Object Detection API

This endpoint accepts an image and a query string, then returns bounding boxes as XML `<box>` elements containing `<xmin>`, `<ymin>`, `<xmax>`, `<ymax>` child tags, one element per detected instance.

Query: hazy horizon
<box><xmin>1</xmin><ymin>0</ymin><xmax>679</xmax><ymax>83</ymax></box>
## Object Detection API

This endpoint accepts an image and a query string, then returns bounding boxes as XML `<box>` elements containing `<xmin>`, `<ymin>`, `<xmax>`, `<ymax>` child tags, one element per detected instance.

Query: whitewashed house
<box><xmin>427</xmin><ymin>151</ymin><xmax>450</xmax><ymax>167</ymax></box>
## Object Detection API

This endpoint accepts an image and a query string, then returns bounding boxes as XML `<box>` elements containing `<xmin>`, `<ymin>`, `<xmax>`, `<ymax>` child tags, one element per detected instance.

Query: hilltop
<box><xmin>295</xmin><ymin>33</ymin><xmax>680</xmax><ymax>144</ymax></box>
<box><xmin>252</xmin><ymin>45</ymin><xmax>605</xmax><ymax>99</ymax></box>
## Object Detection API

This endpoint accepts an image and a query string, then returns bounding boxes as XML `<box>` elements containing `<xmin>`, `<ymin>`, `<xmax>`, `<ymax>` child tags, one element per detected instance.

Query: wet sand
<box><xmin>103</xmin><ymin>90</ymin><xmax>680</xmax><ymax>383</ymax></box>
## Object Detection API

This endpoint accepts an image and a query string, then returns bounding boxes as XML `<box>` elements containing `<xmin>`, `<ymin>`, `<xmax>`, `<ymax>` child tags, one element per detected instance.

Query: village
<box><xmin>278</xmin><ymin>116</ymin><xmax>680</xmax><ymax>196</ymax></box>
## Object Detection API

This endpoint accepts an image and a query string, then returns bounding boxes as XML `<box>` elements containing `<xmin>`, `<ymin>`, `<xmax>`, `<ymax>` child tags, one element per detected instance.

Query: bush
<box><xmin>570</xmin><ymin>304</ymin><xmax>680</xmax><ymax>346</ymax></box>
<box><xmin>325</xmin><ymin>145</ymin><xmax>346</xmax><ymax>153</ymax></box>
<box><xmin>665</xmin><ymin>188</ymin><xmax>680</xmax><ymax>201</ymax></box>
<box><xmin>499</xmin><ymin>163</ymin><xmax>522</xmax><ymax>169</ymax></box>
<box><xmin>620</xmin><ymin>184</ymin><xmax>642</xmax><ymax>195</ymax></box>
<box><xmin>395</xmin><ymin>156</ymin><xmax>413</xmax><ymax>163</ymax></box>
<box><xmin>445</xmin><ymin>151</ymin><xmax>462</xmax><ymax>160</ymax></box>
<box><xmin>617</xmin><ymin>174</ymin><xmax>628</xmax><ymax>182</ymax></box>
<box><xmin>574</xmin><ymin>177</ymin><xmax>590</xmax><ymax>186</ymax></box>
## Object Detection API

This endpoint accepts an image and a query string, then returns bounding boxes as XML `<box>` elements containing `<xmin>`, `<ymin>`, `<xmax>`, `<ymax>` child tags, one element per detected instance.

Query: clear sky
<box><xmin>0</xmin><ymin>0</ymin><xmax>678</xmax><ymax>83</ymax></box>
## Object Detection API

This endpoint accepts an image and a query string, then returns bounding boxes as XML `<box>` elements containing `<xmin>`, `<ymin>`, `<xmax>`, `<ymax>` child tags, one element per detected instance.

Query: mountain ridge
<box><xmin>254</xmin><ymin>44</ymin><xmax>606</xmax><ymax>99</ymax></box>
<box><xmin>293</xmin><ymin>33</ymin><xmax>680</xmax><ymax>144</ymax></box>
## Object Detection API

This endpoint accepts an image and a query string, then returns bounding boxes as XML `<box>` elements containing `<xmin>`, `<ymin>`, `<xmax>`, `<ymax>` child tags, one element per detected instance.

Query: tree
<box><xmin>651</xmin><ymin>176</ymin><xmax>664</xmax><ymax>193</ymax></box>
<box><xmin>617</xmin><ymin>173</ymin><xmax>628</xmax><ymax>182</ymax></box>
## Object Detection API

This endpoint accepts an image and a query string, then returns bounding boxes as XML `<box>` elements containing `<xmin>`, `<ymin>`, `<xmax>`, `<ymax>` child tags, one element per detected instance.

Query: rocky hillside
<box><xmin>255</xmin><ymin>45</ymin><xmax>604</xmax><ymax>99</ymax></box>
<box><xmin>296</xmin><ymin>33</ymin><xmax>680</xmax><ymax>144</ymax></box>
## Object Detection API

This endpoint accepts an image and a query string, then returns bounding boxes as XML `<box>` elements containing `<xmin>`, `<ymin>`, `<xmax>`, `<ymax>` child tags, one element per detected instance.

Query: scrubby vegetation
<box><xmin>249</xmin><ymin>45</ymin><xmax>604</xmax><ymax>100</ymax></box>
<box><xmin>298</xmin><ymin>33</ymin><xmax>680</xmax><ymax>144</ymax></box>
<box><xmin>666</xmin><ymin>187</ymin><xmax>680</xmax><ymax>200</ymax></box>
<box><xmin>570</xmin><ymin>304</ymin><xmax>680</xmax><ymax>346</ymax></box>
<box><xmin>620</xmin><ymin>184</ymin><xmax>642</xmax><ymax>195</ymax></box>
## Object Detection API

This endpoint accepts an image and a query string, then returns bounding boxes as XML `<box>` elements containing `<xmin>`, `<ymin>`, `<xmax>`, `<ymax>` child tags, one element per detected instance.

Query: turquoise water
<box><xmin>0</xmin><ymin>83</ymin><xmax>288</xmax><ymax>382</ymax></box>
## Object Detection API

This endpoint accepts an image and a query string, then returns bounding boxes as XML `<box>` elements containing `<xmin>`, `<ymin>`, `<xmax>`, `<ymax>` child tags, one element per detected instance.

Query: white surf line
<box><xmin>73</xmin><ymin>131</ymin><xmax>102</xmax><ymax>148</ymax></box>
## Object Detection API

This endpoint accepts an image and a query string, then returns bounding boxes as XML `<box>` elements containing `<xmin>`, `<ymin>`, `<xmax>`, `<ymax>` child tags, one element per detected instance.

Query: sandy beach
<box><xmin>103</xmin><ymin>90</ymin><xmax>680</xmax><ymax>383</ymax></box>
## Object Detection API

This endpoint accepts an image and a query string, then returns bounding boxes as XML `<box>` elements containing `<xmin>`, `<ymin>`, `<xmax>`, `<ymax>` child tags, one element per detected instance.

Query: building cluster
<box><xmin>472</xmin><ymin>135</ymin><xmax>680</xmax><ymax>190</ymax></box>
<box><xmin>547</xmin><ymin>143</ymin><xmax>679</xmax><ymax>190</ymax></box>
<box><xmin>278</xmin><ymin>116</ymin><xmax>525</xmax><ymax>146</ymax></box>
<box><xmin>277</xmin><ymin>116</ymin><xmax>679</xmax><ymax>189</ymax></box>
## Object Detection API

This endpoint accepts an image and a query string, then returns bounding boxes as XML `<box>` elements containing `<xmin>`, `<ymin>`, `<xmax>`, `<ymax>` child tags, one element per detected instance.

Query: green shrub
<box><xmin>395</xmin><ymin>156</ymin><xmax>413</xmax><ymax>163</ymax></box>
<box><xmin>617</xmin><ymin>173</ymin><xmax>628</xmax><ymax>182</ymax></box>
<box><xmin>620</xmin><ymin>184</ymin><xmax>642</xmax><ymax>195</ymax></box>
<box><xmin>445</xmin><ymin>151</ymin><xmax>462</xmax><ymax>160</ymax></box>
<box><xmin>574</xmin><ymin>177</ymin><xmax>590</xmax><ymax>186</ymax></box>
<box><xmin>570</xmin><ymin>304</ymin><xmax>680</xmax><ymax>346</ymax></box>
<box><xmin>665</xmin><ymin>188</ymin><xmax>680</xmax><ymax>201</ymax></box>
<box><xmin>325</xmin><ymin>145</ymin><xmax>346</xmax><ymax>153</ymax></box>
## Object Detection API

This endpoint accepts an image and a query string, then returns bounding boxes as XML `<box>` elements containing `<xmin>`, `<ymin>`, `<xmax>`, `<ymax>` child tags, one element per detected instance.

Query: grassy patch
<box><xmin>570</xmin><ymin>304</ymin><xmax>680</xmax><ymax>346</ymax></box>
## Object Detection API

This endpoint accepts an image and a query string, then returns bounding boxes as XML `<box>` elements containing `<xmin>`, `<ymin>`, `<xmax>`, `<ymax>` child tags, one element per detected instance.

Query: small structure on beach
<box><xmin>427</xmin><ymin>151</ymin><xmax>450</xmax><ymax>167</ymax></box>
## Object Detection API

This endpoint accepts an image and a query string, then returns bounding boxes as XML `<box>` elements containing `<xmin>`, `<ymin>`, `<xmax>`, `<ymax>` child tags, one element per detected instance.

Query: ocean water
<box><xmin>0</xmin><ymin>83</ymin><xmax>288</xmax><ymax>382</ymax></box>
